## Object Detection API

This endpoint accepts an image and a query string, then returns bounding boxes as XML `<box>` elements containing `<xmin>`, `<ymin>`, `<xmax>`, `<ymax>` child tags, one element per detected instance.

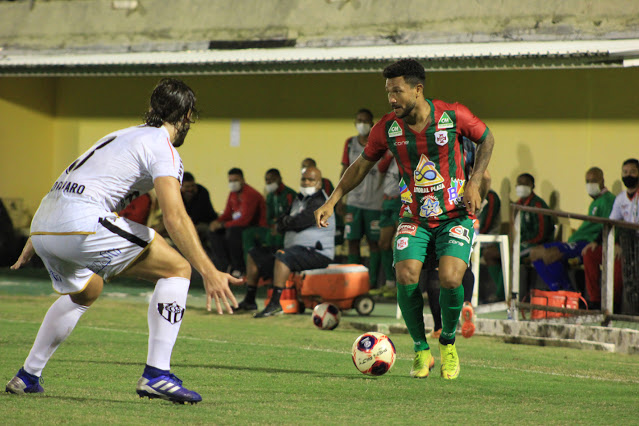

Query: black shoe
<box><xmin>253</xmin><ymin>302</ymin><xmax>283</xmax><ymax>318</ymax></box>
<box><xmin>235</xmin><ymin>300</ymin><xmax>258</xmax><ymax>312</ymax></box>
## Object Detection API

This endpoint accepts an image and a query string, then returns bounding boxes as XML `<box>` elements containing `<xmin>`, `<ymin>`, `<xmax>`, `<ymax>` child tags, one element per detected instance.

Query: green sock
<box><xmin>368</xmin><ymin>250</ymin><xmax>381</xmax><ymax>287</ymax></box>
<box><xmin>347</xmin><ymin>254</ymin><xmax>361</xmax><ymax>264</ymax></box>
<box><xmin>381</xmin><ymin>249</ymin><xmax>394</xmax><ymax>283</ymax></box>
<box><xmin>488</xmin><ymin>265</ymin><xmax>504</xmax><ymax>300</ymax></box>
<box><xmin>439</xmin><ymin>286</ymin><xmax>464</xmax><ymax>342</ymax></box>
<box><xmin>397</xmin><ymin>283</ymin><xmax>429</xmax><ymax>351</ymax></box>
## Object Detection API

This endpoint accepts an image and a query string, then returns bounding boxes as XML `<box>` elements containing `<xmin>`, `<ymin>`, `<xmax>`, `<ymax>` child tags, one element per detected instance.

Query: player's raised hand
<box><xmin>204</xmin><ymin>269</ymin><xmax>241</xmax><ymax>314</ymax></box>
<box><xmin>314</xmin><ymin>202</ymin><xmax>334</xmax><ymax>228</ymax></box>
<box><xmin>463</xmin><ymin>181</ymin><xmax>481</xmax><ymax>215</ymax></box>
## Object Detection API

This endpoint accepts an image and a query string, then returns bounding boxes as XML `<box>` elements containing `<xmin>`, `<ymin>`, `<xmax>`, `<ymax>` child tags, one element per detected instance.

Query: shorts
<box><xmin>379</xmin><ymin>197</ymin><xmax>402</xmax><ymax>228</ymax></box>
<box><xmin>31</xmin><ymin>214</ymin><xmax>155</xmax><ymax>294</ymax></box>
<box><xmin>248</xmin><ymin>246</ymin><xmax>278</xmax><ymax>279</ymax></box>
<box><xmin>344</xmin><ymin>205</ymin><xmax>381</xmax><ymax>241</ymax></box>
<box><xmin>542</xmin><ymin>240</ymin><xmax>589</xmax><ymax>260</ymax></box>
<box><xmin>275</xmin><ymin>245</ymin><xmax>332</xmax><ymax>272</ymax></box>
<box><xmin>393</xmin><ymin>217</ymin><xmax>475</xmax><ymax>266</ymax></box>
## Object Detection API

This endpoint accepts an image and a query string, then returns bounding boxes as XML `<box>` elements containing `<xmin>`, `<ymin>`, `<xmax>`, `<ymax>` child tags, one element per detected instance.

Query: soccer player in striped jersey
<box><xmin>315</xmin><ymin>59</ymin><xmax>495</xmax><ymax>380</ymax></box>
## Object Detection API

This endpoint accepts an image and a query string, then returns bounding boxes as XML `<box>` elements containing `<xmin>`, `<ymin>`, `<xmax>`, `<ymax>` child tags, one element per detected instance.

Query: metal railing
<box><xmin>510</xmin><ymin>204</ymin><xmax>639</xmax><ymax>323</ymax></box>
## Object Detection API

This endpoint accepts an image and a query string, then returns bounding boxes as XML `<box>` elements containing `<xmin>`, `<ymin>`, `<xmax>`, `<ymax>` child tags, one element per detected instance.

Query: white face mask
<box><xmin>515</xmin><ymin>185</ymin><xmax>531</xmax><ymax>199</ymax></box>
<box><xmin>265</xmin><ymin>182</ymin><xmax>278</xmax><ymax>193</ymax></box>
<box><xmin>300</xmin><ymin>186</ymin><xmax>317</xmax><ymax>197</ymax></box>
<box><xmin>355</xmin><ymin>122</ymin><xmax>371</xmax><ymax>136</ymax></box>
<box><xmin>228</xmin><ymin>181</ymin><xmax>241</xmax><ymax>192</ymax></box>
<box><xmin>586</xmin><ymin>183</ymin><xmax>601</xmax><ymax>197</ymax></box>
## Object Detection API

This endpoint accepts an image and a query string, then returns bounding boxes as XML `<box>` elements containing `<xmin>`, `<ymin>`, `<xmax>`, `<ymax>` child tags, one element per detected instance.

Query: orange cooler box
<box><xmin>298</xmin><ymin>264</ymin><xmax>370</xmax><ymax>311</ymax></box>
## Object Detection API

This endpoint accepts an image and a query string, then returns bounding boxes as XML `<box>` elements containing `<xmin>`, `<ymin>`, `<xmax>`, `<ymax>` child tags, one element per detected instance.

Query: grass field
<box><xmin>1</xmin><ymin>269</ymin><xmax>639</xmax><ymax>425</ymax></box>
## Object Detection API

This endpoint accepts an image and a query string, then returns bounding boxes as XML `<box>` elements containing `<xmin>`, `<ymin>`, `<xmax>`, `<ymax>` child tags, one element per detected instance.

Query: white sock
<box><xmin>23</xmin><ymin>295</ymin><xmax>89</xmax><ymax>377</ymax></box>
<box><xmin>146</xmin><ymin>277</ymin><xmax>190</xmax><ymax>371</ymax></box>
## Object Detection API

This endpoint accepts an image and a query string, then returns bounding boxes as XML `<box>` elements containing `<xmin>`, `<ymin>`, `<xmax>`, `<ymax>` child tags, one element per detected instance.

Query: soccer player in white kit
<box><xmin>5</xmin><ymin>78</ymin><xmax>239</xmax><ymax>404</ymax></box>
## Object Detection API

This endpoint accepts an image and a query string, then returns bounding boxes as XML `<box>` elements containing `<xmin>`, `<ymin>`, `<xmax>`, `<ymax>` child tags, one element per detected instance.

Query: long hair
<box><xmin>144</xmin><ymin>78</ymin><xmax>198</xmax><ymax>128</ymax></box>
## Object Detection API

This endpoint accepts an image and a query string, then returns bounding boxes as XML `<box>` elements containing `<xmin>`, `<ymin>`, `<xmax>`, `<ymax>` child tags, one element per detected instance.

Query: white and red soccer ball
<box><xmin>352</xmin><ymin>332</ymin><xmax>396</xmax><ymax>376</ymax></box>
<box><xmin>312</xmin><ymin>302</ymin><xmax>341</xmax><ymax>330</ymax></box>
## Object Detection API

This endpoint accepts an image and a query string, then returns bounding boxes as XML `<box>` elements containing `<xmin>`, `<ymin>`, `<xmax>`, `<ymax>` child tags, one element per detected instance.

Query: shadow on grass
<box><xmin>51</xmin><ymin>358</ymin><xmax>377</xmax><ymax>381</ymax></box>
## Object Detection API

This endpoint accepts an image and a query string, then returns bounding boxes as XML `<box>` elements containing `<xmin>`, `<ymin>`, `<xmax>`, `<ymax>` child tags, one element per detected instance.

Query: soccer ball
<box><xmin>312</xmin><ymin>302</ymin><xmax>341</xmax><ymax>330</ymax></box>
<box><xmin>351</xmin><ymin>332</ymin><xmax>396</xmax><ymax>376</ymax></box>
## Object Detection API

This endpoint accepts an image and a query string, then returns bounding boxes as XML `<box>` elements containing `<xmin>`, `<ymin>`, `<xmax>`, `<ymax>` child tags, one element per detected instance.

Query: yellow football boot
<box><xmin>409</xmin><ymin>349</ymin><xmax>435</xmax><ymax>378</ymax></box>
<box><xmin>439</xmin><ymin>343</ymin><xmax>460</xmax><ymax>380</ymax></box>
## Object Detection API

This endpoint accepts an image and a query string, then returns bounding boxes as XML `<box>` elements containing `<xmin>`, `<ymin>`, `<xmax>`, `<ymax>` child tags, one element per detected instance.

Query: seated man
<box><xmin>477</xmin><ymin>170</ymin><xmax>504</xmax><ymax>300</ymax></box>
<box><xmin>582</xmin><ymin>158</ymin><xmax>639</xmax><ymax>310</ymax></box>
<box><xmin>209</xmin><ymin>168</ymin><xmax>266</xmax><ymax>277</ymax></box>
<box><xmin>263</xmin><ymin>168</ymin><xmax>296</xmax><ymax>248</ymax></box>
<box><xmin>530</xmin><ymin>167</ymin><xmax>615</xmax><ymax>291</ymax></box>
<box><xmin>514</xmin><ymin>172</ymin><xmax>554</xmax><ymax>257</ymax></box>
<box><xmin>178</xmin><ymin>172</ymin><xmax>218</xmax><ymax>252</ymax></box>
<box><xmin>235</xmin><ymin>166</ymin><xmax>335</xmax><ymax>317</ymax></box>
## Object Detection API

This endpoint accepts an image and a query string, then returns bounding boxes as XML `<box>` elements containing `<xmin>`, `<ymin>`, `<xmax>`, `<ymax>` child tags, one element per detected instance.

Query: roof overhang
<box><xmin>1</xmin><ymin>39</ymin><xmax>638</xmax><ymax>77</ymax></box>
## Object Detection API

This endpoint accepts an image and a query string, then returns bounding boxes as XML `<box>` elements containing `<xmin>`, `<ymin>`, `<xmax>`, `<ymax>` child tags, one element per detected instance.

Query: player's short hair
<box><xmin>518</xmin><ymin>173</ymin><xmax>535</xmax><ymax>187</ymax></box>
<box><xmin>183</xmin><ymin>172</ymin><xmax>195</xmax><ymax>182</ymax></box>
<box><xmin>265</xmin><ymin>168</ymin><xmax>281</xmax><ymax>178</ymax></box>
<box><xmin>302</xmin><ymin>158</ymin><xmax>317</xmax><ymax>167</ymax></box>
<box><xmin>144</xmin><ymin>78</ymin><xmax>198</xmax><ymax>128</ymax></box>
<box><xmin>383</xmin><ymin>59</ymin><xmax>426</xmax><ymax>87</ymax></box>
<box><xmin>357</xmin><ymin>108</ymin><xmax>374</xmax><ymax>122</ymax></box>
<box><xmin>228</xmin><ymin>167</ymin><xmax>244</xmax><ymax>178</ymax></box>
<box><xmin>622</xmin><ymin>158</ymin><xmax>639</xmax><ymax>170</ymax></box>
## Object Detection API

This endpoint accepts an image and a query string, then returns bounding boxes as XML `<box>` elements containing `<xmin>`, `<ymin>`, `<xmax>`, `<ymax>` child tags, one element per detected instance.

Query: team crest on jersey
<box><xmin>414</xmin><ymin>154</ymin><xmax>445</xmax><ymax>191</ymax></box>
<box><xmin>435</xmin><ymin>130</ymin><xmax>449</xmax><ymax>146</ymax></box>
<box><xmin>437</xmin><ymin>112</ymin><xmax>454</xmax><ymax>129</ymax></box>
<box><xmin>158</xmin><ymin>301</ymin><xmax>185</xmax><ymax>324</ymax></box>
<box><xmin>448</xmin><ymin>179</ymin><xmax>466</xmax><ymax>205</ymax></box>
<box><xmin>420</xmin><ymin>195</ymin><xmax>443</xmax><ymax>218</ymax></box>
<box><xmin>399</xmin><ymin>178</ymin><xmax>413</xmax><ymax>205</ymax></box>
<box><xmin>388</xmin><ymin>121</ymin><xmax>403</xmax><ymax>137</ymax></box>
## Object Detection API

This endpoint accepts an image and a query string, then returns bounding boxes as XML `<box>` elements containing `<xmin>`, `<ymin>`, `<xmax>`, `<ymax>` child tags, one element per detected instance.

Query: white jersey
<box><xmin>341</xmin><ymin>136</ymin><xmax>383</xmax><ymax>210</ymax></box>
<box><xmin>609</xmin><ymin>190</ymin><xmax>639</xmax><ymax>225</ymax></box>
<box><xmin>31</xmin><ymin>125</ymin><xmax>183</xmax><ymax>234</ymax></box>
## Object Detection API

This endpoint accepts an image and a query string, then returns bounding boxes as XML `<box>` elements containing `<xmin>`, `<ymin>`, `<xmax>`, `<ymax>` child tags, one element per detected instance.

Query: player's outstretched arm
<box><xmin>154</xmin><ymin>176</ymin><xmax>240</xmax><ymax>314</ymax></box>
<box><xmin>465</xmin><ymin>131</ymin><xmax>495</xmax><ymax>215</ymax></box>
<box><xmin>10</xmin><ymin>237</ymin><xmax>34</xmax><ymax>270</ymax></box>
<box><xmin>315</xmin><ymin>155</ymin><xmax>376</xmax><ymax>228</ymax></box>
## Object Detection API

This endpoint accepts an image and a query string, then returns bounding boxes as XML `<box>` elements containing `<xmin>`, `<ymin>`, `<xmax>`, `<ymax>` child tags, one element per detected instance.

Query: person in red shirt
<box><xmin>209</xmin><ymin>168</ymin><xmax>266</xmax><ymax>277</ymax></box>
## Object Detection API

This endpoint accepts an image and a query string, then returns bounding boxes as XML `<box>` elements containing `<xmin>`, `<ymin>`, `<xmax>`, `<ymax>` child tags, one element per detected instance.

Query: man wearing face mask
<box><xmin>530</xmin><ymin>167</ymin><xmax>615</xmax><ymax>292</ymax></box>
<box><xmin>582</xmin><ymin>158</ymin><xmax>639</xmax><ymax>310</ymax></box>
<box><xmin>340</xmin><ymin>108</ymin><xmax>384</xmax><ymax>290</ymax></box>
<box><xmin>209</xmin><ymin>168</ymin><xmax>266</xmax><ymax>278</ymax></box>
<box><xmin>263</xmin><ymin>168</ymin><xmax>297</xmax><ymax>250</ymax></box>
<box><xmin>514</xmin><ymin>173</ymin><xmax>554</xmax><ymax>257</ymax></box>
<box><xmin>235</xmin><ymin>167</ymin><xmax>335</xmax><ymax>316</ymax></box>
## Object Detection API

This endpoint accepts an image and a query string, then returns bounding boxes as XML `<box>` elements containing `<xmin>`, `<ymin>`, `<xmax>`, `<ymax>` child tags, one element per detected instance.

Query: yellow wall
<box><xmin>1</xmin><ymin>67</ymin><xmax>638</xmax><ymax>233</ymax></box>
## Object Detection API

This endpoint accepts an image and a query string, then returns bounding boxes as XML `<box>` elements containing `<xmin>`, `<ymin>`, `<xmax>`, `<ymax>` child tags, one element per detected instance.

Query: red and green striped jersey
<box><xmin>362</xmin><ymin>98</ymin><xmax>489</xmax><ymax>228</ymax></box>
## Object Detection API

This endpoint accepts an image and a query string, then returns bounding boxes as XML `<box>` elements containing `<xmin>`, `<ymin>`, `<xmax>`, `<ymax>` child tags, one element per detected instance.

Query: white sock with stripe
<box><xmin>23</xmin><ymin>295</ymin><xmax>89</xmax><ymax>377</ymax></box>
<box><xmin>146</xmin><ymin>277</ymin><xmax>190</xmax><ymax>371</ymax></box>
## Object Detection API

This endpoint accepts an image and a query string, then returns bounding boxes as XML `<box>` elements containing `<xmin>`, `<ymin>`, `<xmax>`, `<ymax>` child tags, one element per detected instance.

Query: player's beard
<box><xmin>172</xmin><ymin>122</ymin><xmax>190</xmax><ymax>148</ymax></box>
<box><xmin>396</xmin><ymin>99</ymin><xmax>416</xmax><ymax>119</ymax></box>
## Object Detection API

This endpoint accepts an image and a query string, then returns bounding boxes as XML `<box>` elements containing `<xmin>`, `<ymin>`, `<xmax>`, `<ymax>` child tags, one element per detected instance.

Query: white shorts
<box><xmin>31</xmin><ymin>214</ymin><xmax>156</xmax><ymax>294</ymax></box>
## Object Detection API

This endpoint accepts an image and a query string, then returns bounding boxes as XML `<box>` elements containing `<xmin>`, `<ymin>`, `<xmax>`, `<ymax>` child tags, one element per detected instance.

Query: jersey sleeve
<box><xmin>341</xmin><ymin>139</ymin><xmax>351</xmax><ymax>166</ymax></box>
<box><xmin>145</xmin><ymin>133</ymin><xmax>184</xmax><ymax>184</ymax></box>
<box><xmin>456</xmin><ymin>103</ymin><xmax>489</xmax><ymax>144</ymax></box>
<box><xmin>362</xmin><ymin>121</ymin><xmax>389</xmax><ymax>163</ymax></box>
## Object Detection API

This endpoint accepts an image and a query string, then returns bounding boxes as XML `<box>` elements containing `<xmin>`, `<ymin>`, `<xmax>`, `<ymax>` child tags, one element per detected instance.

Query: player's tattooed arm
<box><xmin>465</xmin><ymin>131</ymin><xmax>495</xmax><ymax>214</ymax></box>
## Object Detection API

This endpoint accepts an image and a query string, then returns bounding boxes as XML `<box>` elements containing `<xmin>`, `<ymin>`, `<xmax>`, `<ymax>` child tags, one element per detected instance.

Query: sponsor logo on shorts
<box><xmin>47</xmin><ymin>268</ymin><xmax>62</xmax><ymax>282</ymax></box>
<box><xmin>370</xmin><ymin>220</ymin><xmax>380</xmax><ymax>231</ymax></box>
<box><xmin>448</xmin><ymin>239</ymin><xmax>464</xmax><ymax>247</ymax></box>
<box><xmin>449</xmin><ymin>225</ymin><xmax>470</xmax><ymax>243</ymax></box>
<box><xmin>344</xmin><ymin>213</ymin><xmax>354</xmax><ymax>223</ymax></box>
<box><xmin>87</xmin><ymin>248</ymin><xmax>122</xmax><ymax>274</ymax></box>
<box><xmin>158</xmin><ymin>301</ymin><xmax>185</xmax><ymax>324</ymax></box>
<box><xmin>397</xmin><ymin>223</ymin><xmax>417</xmax><ymax>236</ymax></box>
<box><xmin>396</xmin><ymin>237</ymin><xmax>409</xmax><ymax>250</ymax></box>
<box><xmin>435</xmin><ymin>130</ymin><xmax>449</xmax><ymax>146</ymax></box>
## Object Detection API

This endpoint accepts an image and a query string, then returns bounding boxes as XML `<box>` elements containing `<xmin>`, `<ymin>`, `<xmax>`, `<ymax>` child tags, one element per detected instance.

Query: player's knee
<box><xmin>395</xmin><ymin>266</ymin><xmax>419</xmax><ymax>285</ymax></box>
<box><xmin>439</xmin><ymin>268</ymin><xmax>464</xmax><ymax>289</ymax></box>
<box><xmin>171</xmin><ymin>256</ymin><xmax>191</xmax><ymax>279</ymax></box>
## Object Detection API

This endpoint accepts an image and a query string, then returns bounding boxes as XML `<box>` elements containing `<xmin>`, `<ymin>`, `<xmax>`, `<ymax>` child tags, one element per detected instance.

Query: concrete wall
<box><xmin>1</xmin><ymin>0</ymin><xmax>638</xmax><ymax>50</ymax></box>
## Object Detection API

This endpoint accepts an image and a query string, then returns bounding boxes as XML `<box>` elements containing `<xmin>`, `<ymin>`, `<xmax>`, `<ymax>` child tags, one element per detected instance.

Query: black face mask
<box><xmin>622</xmin><ymin>175</ymin><xmax>639</xmax><ymax>189</ymax></box>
